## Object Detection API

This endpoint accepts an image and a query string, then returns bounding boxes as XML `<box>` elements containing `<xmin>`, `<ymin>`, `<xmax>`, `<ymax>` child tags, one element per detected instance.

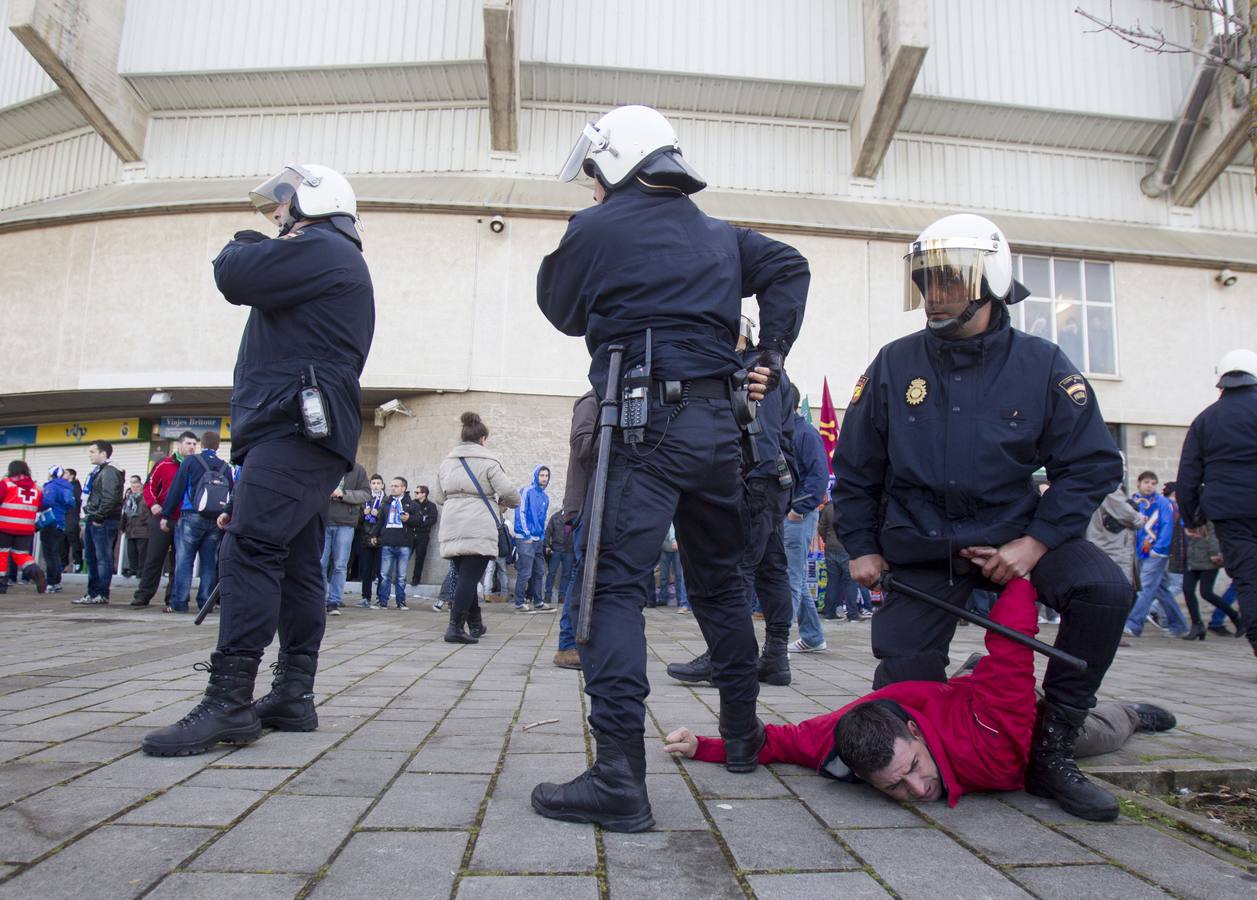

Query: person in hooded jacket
<box><xmin>39</xmin><ymin>466</ymin><xmax>76</xmax><ymax>593</ymax></box>
<box><xmin>513</xmin><ymin>465</ymin><xmax>552</xmax><ymax>612</ymax></box>
<box><xmin>0</xmin><ymin>461</ymin><xmax>47</xmax><ymax>594</ymax></box>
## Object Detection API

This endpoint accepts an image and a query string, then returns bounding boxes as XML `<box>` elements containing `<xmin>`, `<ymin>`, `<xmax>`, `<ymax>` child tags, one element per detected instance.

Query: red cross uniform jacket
<box><xmin>0</xmin><ymin>476</ymin><xmax>43</xmax><ymax>535</ymax></box>
<box><xmin>693</xmin><ymin>579</ymin><xmax>1040</xmax><ymax>807</ymax></box>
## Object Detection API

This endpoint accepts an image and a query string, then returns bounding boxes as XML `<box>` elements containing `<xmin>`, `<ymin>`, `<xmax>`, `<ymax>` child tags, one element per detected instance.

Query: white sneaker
<box><xmin>432</xmin><ymin>599</ymin><xmax>446</xmax><ymax>611</ymax></box>
<box><xmin>787</xmin><ymin>638</ymin><xmax>827</xmax><ymax>653</ymax></box>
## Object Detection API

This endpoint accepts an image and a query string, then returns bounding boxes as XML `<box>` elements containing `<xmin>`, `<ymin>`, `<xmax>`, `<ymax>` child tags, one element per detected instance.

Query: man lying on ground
<box><xmin>664</xmin><ymin>578</ymin><xmax>1173</xmax><ymax>817</ymax></box>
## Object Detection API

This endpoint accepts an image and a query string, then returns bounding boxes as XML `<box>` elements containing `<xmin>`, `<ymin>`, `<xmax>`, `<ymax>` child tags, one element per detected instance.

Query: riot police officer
<box><xmin>1175</xmin><ymin>348</ymin><xmax>1257</xmax><ymax>671</ymax></box>
<box><xmin>143</xmin><ymin>164</ymin><xmax>375</xmax><ymax>756</ymax></box>
<box><xmin>833</xmin><ymin>213</ymin><xmax>1129</xmax><ymax>822</ymax></box>
<box><xmin>531</xmin><ymin>106</ymin><xmax>809</xmax><ymax>832</ymax></box>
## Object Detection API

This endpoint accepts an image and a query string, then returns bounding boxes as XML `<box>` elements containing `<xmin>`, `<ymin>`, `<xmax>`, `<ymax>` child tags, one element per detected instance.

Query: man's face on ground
<box><xmin>865</xmin><ymin>722</ymin><xmax>942</xmax><ymax>803</ymax></box>
<box><xmin>1137</xmin><ymin>477</ymin><xmax>1157</xmax><ymax>496</ymax></box>
<box><xmin>390</xmin><ymin>479</ymin><xmax>405</xmax><ymax>497</ymax></box>
<box><xmin>370</xmin><ymin>478</ymin><xmax>385</xmax><ymax>493</ymax></box>
<box><xmin>538</xmin><ymin>469</ymin><xmax>550</xmax><ymax>488</ymax></box>
<box><xmin>179</xmin><ymin>437</ymin><xmax>198</xmax><ymax>457</ymax></box>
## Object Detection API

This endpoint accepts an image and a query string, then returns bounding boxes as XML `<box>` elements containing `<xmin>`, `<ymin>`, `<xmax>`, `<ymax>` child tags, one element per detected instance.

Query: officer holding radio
<box><xmin>532</xmin><ymin>105</ymin><xmax>809</xmax><ymax>832</ymax></box>
<box><xmin>144</xmin><ymin>164</ymin><xmax>375</xmax><ymax>757</ymax></box>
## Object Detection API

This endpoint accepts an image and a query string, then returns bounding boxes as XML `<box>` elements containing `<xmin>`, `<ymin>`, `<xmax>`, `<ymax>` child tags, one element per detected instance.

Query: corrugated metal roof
<box><xmin>118</xmin><ymin>0</ymin><xmax>484</xmax><ymax>73</ymax></box>
<box><xmin>518</xmin><ymin>0</ymin><xmax>863</xmax><ymax>86</ymax></box>
<box><xmin>0</xmin><ymin>94</ymin><xmax>87</xmax><ymax>152</ymax></box>
<box><xmin>0</xmin><ymin>129</ymin><xmax>122</xmax><ymax>210</ymax></box>
<box><xmin>0</xmin><ymin>0</ymin><xmax>57</xmax><ymax>109</ymax></box>
<box><xmin>4</xmin><ymin>174</ymin><xmax>1255</xmax><ymax>270</ymax></box>
<box><xmin>1197</xmin><ymin>168</ymin><xmax>1257</xmax><ymax>234</ymax></box>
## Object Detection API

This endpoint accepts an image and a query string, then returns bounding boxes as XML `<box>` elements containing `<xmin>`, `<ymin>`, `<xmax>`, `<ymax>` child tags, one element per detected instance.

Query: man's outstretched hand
<box><xmin>664</xmin><ymin>727</ymin><xmax>698</xmax><ymax>758</ymax></box>
<box><xmin>960</xmin><ymin>536</ymin><xmax>1048</xmax><ymax>585</ymax></box>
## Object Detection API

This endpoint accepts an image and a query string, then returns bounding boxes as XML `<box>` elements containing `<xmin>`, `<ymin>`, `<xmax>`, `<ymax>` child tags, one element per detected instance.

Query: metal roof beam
<box><xmin>7</xmin><ymin>0</ymin><xmax>147</xmax><ymax>163</ymax></box>
<box><xmin>1171</xmin><ymin>67</ymin><xmax>1250</xmax><ymax>207</ymax></box>
<box><xmin>851</xmin><ymin>0</ymin><xmax>928</xmax><ymax>179</ymax></box>
<box><xmin>483</xmin><ymin>0</ymin><xmax>519</xmax><ymax>154</ymax></box>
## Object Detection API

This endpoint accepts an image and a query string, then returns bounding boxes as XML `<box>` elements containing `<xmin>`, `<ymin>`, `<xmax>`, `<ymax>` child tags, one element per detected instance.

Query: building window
<box><xmin>1011</xmin><ymin>255</ymin><xmax>1118</xmax><ymax>377</ymax></box>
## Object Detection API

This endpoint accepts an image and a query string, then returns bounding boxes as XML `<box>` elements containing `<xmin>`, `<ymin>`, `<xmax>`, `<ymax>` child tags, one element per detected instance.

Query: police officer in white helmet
<box><xmin>143</xmin><ymin>164</ymin><xmax>375</xmax><ymax>757</ymax></box>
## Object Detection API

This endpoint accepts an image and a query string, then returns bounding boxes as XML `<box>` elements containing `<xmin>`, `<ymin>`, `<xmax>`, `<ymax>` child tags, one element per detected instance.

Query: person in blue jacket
<box><xmin>1123</xmin><ymin>471</ymin><xmax>1185</xmax><ymax>637</ymax></box>
<box><xmin>512</xmin><ymin>464</ymin><xmax>552</xmax><ymax>612</ymax></box>
<box><xmin>143</xmin><ymin>164</ymin><xmax>374</xmax><ymax>758</ymax></box>
<box><xmin>531</xmin><ymin>105</ymin><xmax>809</xmax><ymax>833</ymax></box>
<box><xmin>786</xmin><ymin>398</ymin><xmax>831</xmax><ymax>652</ymax></box>
<box><xmin>39</xmin><ymin>466</ymin><xmax>76</xmax><ymax>593</ymax></box>
<box><xmin>832</xmin><ymin>213</ymin><xmax>1128</xmax><ymax>823</ymax></box>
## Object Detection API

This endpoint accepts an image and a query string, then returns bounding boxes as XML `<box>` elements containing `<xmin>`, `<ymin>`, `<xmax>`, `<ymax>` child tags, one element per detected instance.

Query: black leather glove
<box><xmin>748</xmin><ymin>338</ymin><xmax>788</xmax><ymax>392</ymax></box>
<box><xmin>231</xmin><ymin>229</ymin><xmax>270</xmax><ymax>244</ymax></box>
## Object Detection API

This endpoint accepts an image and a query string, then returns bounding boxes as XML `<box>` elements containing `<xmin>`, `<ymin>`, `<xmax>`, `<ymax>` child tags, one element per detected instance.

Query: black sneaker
<box><xmin>1127</xmin><ymin>703</ymin><xmax>1176</xmax><ymax>733</ymax></box>
<box><xmin>396</xmin><ymin>602</ymin><xmax>409</xmax><ymax>611</ymax></box>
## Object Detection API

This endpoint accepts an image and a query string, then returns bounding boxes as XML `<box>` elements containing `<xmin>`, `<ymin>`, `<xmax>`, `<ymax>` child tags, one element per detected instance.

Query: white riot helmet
<box><xmin>1215</xmin><ymin>348</ymin><xmax>1257</xmax><ymax>389</ymax></box>
<box><xmin>904</xmin><ymin>213</ymin><xmax>1028</xmax><ymax>337</ymax></box>
<box><xmin>249</xmin><ymin>164</ymin><xmax>362</xmax><ymax>243</ymax></box>
<box><xmin>559</xmin><ymin>105</ymin><xmax>706</xmax><ymax>194</ymax></box>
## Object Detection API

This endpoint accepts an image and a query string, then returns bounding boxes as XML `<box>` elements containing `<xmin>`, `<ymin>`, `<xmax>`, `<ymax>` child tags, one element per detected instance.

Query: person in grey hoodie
<box><xmin>322</xmin><ymin>462</ymin><xmax>371</xmax><ymax>614</ymax></box>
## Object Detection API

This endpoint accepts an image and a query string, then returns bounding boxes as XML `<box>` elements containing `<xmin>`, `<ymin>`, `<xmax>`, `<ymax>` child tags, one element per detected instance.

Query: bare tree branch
<box><xmin>1075</xmin><ymin>3</ymin><xmax>1255</xmax><ymax>76</ymax></box>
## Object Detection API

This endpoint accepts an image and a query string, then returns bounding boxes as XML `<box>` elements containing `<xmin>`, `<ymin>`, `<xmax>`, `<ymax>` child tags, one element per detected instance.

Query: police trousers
<box><xmin>1214</xmin><ymin>518</ymin><xmax>1257</xmax><ymax>649</ymax></box>
<box><xmin>743</xmin><ymin>478</ymin><xmax>792</xmax><ymax>640</ymax></box>
<box><xmin>872</xmin><ymin>538</ymin><xmax>1130</xmax><ymax>710</ymax></box>
<box><xmin>216</xmin><ymin>436</ymin><xmax>346</xmax><ymax>660</ymax></box>
<box><xmin>572</xmin><ymin>395</ymin><xmax>756</xmax><ymax>741</ymax></box>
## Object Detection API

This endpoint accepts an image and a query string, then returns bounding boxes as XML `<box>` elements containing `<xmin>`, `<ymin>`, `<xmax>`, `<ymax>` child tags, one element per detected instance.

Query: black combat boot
<box><xmin>253</xmin><ymin>651</ymin><xmax>319</xmax><ymax>731</ymax></box>
<box><xmin>467</xmin><ymin>604</ymin><xmax>487</xmax><ymax>639</ymax></box>
<box><xmin>444</xmin><ymin>608</ymin><xmax>477</xmax><ymax>644</ymax></box>
<box><xmin>21</xmin><ymin>563</ymin><xmax>46</xmax><ymax>594</ymax></box>
<box><xmin>757</xmin><ymin>628</ymin><xmax>791</xmax><ymax>686</ymax></box>
<box><xmin>720</xmin><ymin>712</ymin><xmax>765</xmax><ymax>773</ymax></box>
<box><xmin>141</xmin><ymin>653</ymin><xmax>261</xmax><ymax>756</ymax></box>
<box><xmin>666</xmin><ymin>650</ymin><xmax>712</xmax><ymax>684</ymax></box>
<box><xmin>531</xmin><ymin>730</ymin><xmax>654</xmax><ymax>832</ymax></box>
<box><xmin>1023</xmin><ymin>700</ymin><xmax>1118</xmax><ymax>822</ymax></box>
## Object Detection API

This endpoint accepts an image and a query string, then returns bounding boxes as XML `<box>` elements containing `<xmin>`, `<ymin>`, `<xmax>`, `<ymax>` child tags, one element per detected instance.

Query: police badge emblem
<box><xmin>850</xmin><ymin>375</ymin><xmax>868</xmax><ymax>405</ymax></box>
<box><xmin>905</xmin><ymin>378</ymin><xmax>928</xmax><ymax>406</ymax></box>
<box><xmin>1058</xmin><ymin>373</ymin><xmax>1089</xmax><ymax>407</ymax></box>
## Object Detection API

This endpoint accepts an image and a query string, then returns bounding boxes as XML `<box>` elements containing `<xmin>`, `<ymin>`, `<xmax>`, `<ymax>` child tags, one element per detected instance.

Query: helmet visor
<box><xmin>559</xmin><ymin>132</ymin><xmax>593</xmax><ymax>183</ymax></box>
<box><xmin>248</xmin><ymin>168</ymin><xmax>306</xmax><ymax>222</ymax></box>
<box><xmin>903</xmin><ymin>241</ymin><xmax>990</xmax><ymax>313</ymax></box>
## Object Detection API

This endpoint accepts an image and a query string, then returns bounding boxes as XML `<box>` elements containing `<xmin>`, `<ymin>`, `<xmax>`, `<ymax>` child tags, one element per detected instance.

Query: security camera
<box><xmin>1216</xmin><ymin>268</ymin><xmax>1238</xmax><ymax>287</ymax></box>
<box><xmin>489</xmin><ymin>215</ymin><xmax>505</xmax><ymax>234</ymax></box>
<box><xmin>378</xmin><ymin>399</ymin><xmax>404</xmax><ymax>414</ymax></box>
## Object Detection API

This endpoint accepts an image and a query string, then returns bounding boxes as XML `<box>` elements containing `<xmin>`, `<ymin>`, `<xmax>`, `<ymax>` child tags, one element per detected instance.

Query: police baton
<box><xmin>193</xmin><ymin>583</ymin><xmax>220</xmax><ymax>626</ymax></box>
<box><xmin>878</xmin><ymin>573</ymin><xmax>1087</xmax><ymax>673</ymax></box>
<box><xmin>576</xmin><ymin>344</ymin><xmax>626</xmax><ymax>645</ymax></box>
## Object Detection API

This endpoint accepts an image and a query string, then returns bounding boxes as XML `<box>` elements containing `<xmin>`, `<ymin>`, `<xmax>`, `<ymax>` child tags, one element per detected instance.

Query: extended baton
<box><xmin>879</xmin><ymin>573</ymin><xmax>1087</xmax><ymax>673</ymax></box>
<box><xmin>576</xmin><ymin>344</ymin><xmax>626</xmax><ymax>645</ymax></box>
<box><xmin>193</xmin><ymin>583</ymin><xmax>221</xmax><ymax>626</ymax></box>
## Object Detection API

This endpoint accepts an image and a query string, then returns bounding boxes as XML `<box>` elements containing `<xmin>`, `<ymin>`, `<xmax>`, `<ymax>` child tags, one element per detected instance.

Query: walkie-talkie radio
<box><xmin>299</xmin><ymin>365</ymin><xmax>332</xmax><ymax>440</ymax></box>
<box><xmin>619</xmin><ymin>328</ymin><xmax>652</xmax><ymax>444</ymax></box>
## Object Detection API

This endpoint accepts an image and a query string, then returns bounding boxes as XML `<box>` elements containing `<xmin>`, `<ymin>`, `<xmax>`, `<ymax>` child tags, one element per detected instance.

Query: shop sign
<box><xmin>34</xmin><ymin>419</ymin><xmax>150</xmax><ymax>446</ymax></box>
<box><xmin>0</xmin><ymin>425</ymin><xmax>37</xmax><ymax>448</ymax></box>
<box><xmin>158</xmin><ymin>416</ymin><xmax>232</xmax><ymax>439</ymax></box>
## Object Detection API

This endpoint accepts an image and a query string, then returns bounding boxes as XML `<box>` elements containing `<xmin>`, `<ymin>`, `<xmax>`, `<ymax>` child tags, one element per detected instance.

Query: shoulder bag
<box><xmin>459</xmin><ymin>458</ymin><xmax>517</xmax><ymax>565</ymax></box>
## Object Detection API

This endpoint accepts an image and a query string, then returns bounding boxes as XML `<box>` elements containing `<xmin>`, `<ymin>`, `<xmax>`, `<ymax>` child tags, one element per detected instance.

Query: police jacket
<box><xmin>536</xmin><ymin>181</ymin><xmax>809</xmax><ymax>386</ymax></box>
<box><xmin>1176</xmin><ymin>384</ymin><xmax>1257</xmax><ymax>526</ymax></box>
<box><xmin>833</xmin><ymin>304</ymin><xmax>1121</xmax><ymax>565</ymax></box>
<box><xmin>748</xmin><ymin>368</ymin><xmax>796</xmax><ymax>481</ymax></box>
<box><xmin>790</xmin><ymin>415</ymin><xmax>830</xmax><ymax>517</ymax></box>
<box><xmin>212</xmin><ymin>221</ymin><xmax>375</xmax><ymax>468</ymax></box>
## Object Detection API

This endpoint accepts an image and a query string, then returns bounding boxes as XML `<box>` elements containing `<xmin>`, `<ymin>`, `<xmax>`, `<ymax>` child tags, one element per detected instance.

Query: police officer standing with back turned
<box><xmin>1175</xmin><ymin>348</ymin><xmax>1257</xmax><ymax>676</ymax></box>
<box><xmin>143</xmin><ymin>164</ymin><xmax>375</xmax><ymax>757</ymax></box>
<box><xmin>531</xmin><ymin>105</ymin><xmax>809</xmax><ymax>832</ymax></box>
<box><xmin>833</xmin><ymin>213</ymin><xmax>1129</xmax><ymax>822</ymax></box>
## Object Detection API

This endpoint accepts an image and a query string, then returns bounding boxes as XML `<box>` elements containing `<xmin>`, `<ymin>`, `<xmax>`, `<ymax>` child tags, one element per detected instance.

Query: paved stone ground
<box><xmin>0</xmin><ymin>579</ymin><xmax>1254</xmax><ymax>899</ymax></box>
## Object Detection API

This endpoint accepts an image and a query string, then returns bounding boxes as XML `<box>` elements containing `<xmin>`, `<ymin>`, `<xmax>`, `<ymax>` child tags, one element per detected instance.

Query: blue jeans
<box><xmin>513</xmin><ymin>539</ymin><xmax>545</xmax><ymax>607</ymax></box>
<box><xmin>1126</xmin><ymin>554</ymin><xmax>1188</xmax><ymax>635</ymax></box>
<box><xmin>84</xmin><ymin>519</ymin><xmax>119</xmax><ymax>598</ymax></box>
<box><xmin>378</xmin><ymin>545</ymin><xmax>411</xmax><ymax>606</ymax></box>
<box><xmin>170</xmin><ymin>515</ymin><xmax>222</xmax><ymax>611</ymax></box>
<box><xmin>321</xmin><ymin>524</ymin><xmax>355</xmax><ymax>607</ymax></box>
<box><xmin>557</xmin><ymin>523</ymin><xmax>585</xmax><ymax>651</ymax></box>
<box><xmin>783</xmin><ymin>509</ymin><xmax>825</xmax><ymax>646</ymax></box>
<box><xmin>657</xmin><ymin>550</ymin><xmax>688</xmax><ymax>607</ymax></box>
<box><xmin>1210</xmin><ymin>583</ymin><xmax>1237</xmax><ymax>628</ymax></box>
<box><xmin>823</xmin><ymin>546</ymin><xmax>868</xmax><ymax>621</ymax></box>
<box><xmin>545</xmin><ymin>550</ymin><xmax>575</xmax><ymax>603</ymax></box>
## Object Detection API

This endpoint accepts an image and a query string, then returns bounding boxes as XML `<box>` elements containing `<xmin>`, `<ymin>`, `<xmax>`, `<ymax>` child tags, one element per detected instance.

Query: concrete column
<box><xmin>851</xmin><ymin>0</ymin><xmax>928</xmax><ymax>179</ymax></box>
<box><xmin>1172</xmin><ymin>67</ymin><xmax>1251</xmax><ymax>207</ymax></box>
<box><xmin>8</xmin><ymin>0</ymin><xmax>147</xmax><ymax>162</ymax></box>
<box><xmin>483</xmin><ymin>0</ymin><xmax>519</xmax><ymax>155</ymax></box>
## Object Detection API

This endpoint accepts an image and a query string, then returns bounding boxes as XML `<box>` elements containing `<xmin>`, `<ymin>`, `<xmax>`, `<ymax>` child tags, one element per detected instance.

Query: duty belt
<box><xmin>657</xmin><ymin>377</ymin><xmax>730</xmax><ymax>401</ymax></box>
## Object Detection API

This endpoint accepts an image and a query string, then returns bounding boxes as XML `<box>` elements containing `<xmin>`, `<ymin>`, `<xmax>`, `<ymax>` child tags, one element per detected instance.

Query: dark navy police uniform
<box><xmin>833</xmin><ymin>304</ymin><xmax>1128</xmax><ymax>709</ymax></box>
<box><xmin>211</xmin><ymin>221</ymin><xmax>375</xmax><ymax>660</ymax></box>
<box><xmin>538</xmin><ymin>180</ymin><xmax>809</xmax><ymax>740</ymax></box>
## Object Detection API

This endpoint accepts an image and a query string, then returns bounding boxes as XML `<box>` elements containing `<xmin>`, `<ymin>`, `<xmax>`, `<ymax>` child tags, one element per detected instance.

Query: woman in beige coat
<box><xmin>431</xmin><ymin>412</ymin><xmax>520</xmax><ymax>644</ymax></box>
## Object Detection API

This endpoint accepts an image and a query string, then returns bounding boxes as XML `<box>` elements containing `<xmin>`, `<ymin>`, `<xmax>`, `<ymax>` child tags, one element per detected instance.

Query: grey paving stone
<box><xmin>1060</xmin><ymin>823</ymin><xmax>1256</xmax><ymax>899</ymax></box>
<box><xmin>21</xmin><ymin>739</ymin><xmax>132</xmax><ymax>764</ymax></box>
<box><xmin>914</xmin><ymin>794</ymin><xmax>1100</xmax><ymax>864</ymax></box>
<box><xmin>408</xmin><ymin>744</ymin><xmax>502</xmax><ymax>774</ymax></box>
<box><xmin>310</xmin><ymin>831</ymin><xmax>467</xmax><ymax>899</ymax></box>
<box><xmin>0</xmin><ymin>785</ymin><xmax>151</xmax><ymax>862</ymax></box>
<box><xmin>470</xmin><ymin>800</ymin><xmax>597</xmax><ymax>873</ymax></box>
<box><xmin>747</xmin><ymin>872</ymin><xmax>891</xmax><ymax>899</ymax></box>
<box><xmin>455</xmin><ymin>875</ymin><xmax>600</xmax><ymax>900</ymax></box>
<box><xmin>780</xmin><ymin>775</ymin><xmax>921</xmax><ymax>828</ymax></box>
<box><xmin>0</xmin><ymin>741</ymin><xmax>47</xmax><ymax>763</ymax></box>
<box><xmin>494</xmin><ymin>752</ymin><xmax>587</xmax><ymax>800</ymax></box>
<box><xmin>188</xmin><ymin>766</ymin><xmax>297</xmax><ymax>790</ymax></box>
<box><xmin>73</xmin><ymin>748</ymin><xmax>227</xmax><ymax>789</ymax></box>
<box><xmin>282</xmin><ymin>749</ymin><xmax>408</xmax><ymax>797</ymax></box>
<box><xmin>216</xmin><ymin>729</ymin><xmax>343</xmax><ymax>767</ymax></box>
<box><xmin>363</xmin><ymin>773</ymin><xmax>489</xmax><ymax>828</ymax></box>
<box><xmin>0</xmin><ymin>824</ymin><xmax>214</xmax><ymax>900</ymax></box>
<box><xmin>998</xmin><ymin>789</ymin><xmax>1128</xmax><ymax>826</ymax></box>
<box><xmin>118</xmin><ymin>785</ymin><xmax>266</xmax><ymax>826</ymax></box>
<box><xmin>603</xmin><ymin>831</ymin><xmax>743</xmax><ymax>900</ymax></box>
<box><xmin>643</xmin><ymin>773</ymin><xmax>707</xmax><ymax>830</ymax></box>
<box><xmin>705</xmin><ymin>798</ymin><xmax>856</xmax><ymax>871</ymax></box>
<box><xmin>682</xmin><ymin>758</ymin><xmax>793</xmax><ymax>799</ymax></box>
<box><xmin>148</xmin><ymin>872</ymin><xmax>309</xmax><ymax>900</ymax></box>
<box><xmin>336</xmin><ymin>719</ymin><xmax>431</xmax><ymax>751</ymax></box>
<box><xmin>189</xmin><ymin>795</ymin><xmax>372</xmax><ymax>874</ymax></box>
<box><xmin>0</xmin><ymin>711</ymin><xmax>134</xmax><ymax>742</ymax></box>
<box><xmin>1007</xmin><ymin>864</ymin><xmax>1172</xmax><ymax>899</ymax></box>
<box><xmin>841</xmin><ymin>828</ymin><xmax>1032</xmax><ymax>899</ymax></box>
<box><xmin>433</xmin><ymin>716</ymin><xmax>513</xmax><ymax>738</ymax></box>
<box><xmin>0</xmin><ymin>760</ymin><xmax>94</xmax><ymax>805</ymax></box>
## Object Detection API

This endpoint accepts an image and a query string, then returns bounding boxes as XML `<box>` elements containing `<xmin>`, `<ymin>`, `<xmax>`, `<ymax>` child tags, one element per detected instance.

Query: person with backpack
<box><xmin>38</xmin><ymin>465</ymin><xmax>77</xmax><ymax>594</ymax></box>
<box><xmin>160</xmin><ymin>431</ymin><xmax>234</xmax><ymax>613</ymax></box>
<box><xmin>131</xmin><ymin>431</ymin><xmax>197</xmax><ymax>608</ymax></box>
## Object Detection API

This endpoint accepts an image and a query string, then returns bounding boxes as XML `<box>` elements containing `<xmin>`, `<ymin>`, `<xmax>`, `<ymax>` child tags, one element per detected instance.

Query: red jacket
<box><xmin>0</xmin><ymin>476</ymin><xmax>43</xmax><ymax>535</ymax></box>
<box><xmin>694</xmin><ymin>578</ymin><xmax>1040</xmax><ymax>807</ymax></box>
<box><xmin>143</xmin><ymin>457</ymin><xmax>181</xmax><ymax>522</ymax></box>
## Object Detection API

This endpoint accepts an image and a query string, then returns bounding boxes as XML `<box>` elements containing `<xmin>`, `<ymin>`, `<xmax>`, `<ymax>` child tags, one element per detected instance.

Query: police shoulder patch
<box><xmin>850</xmin><ymin>375</ymin><xmax>869</xmax><ymax>405</ymax></box>
<box><xmin>1058</xmin><ymin>373</ymin><xmax>1089</xmax><ymax>407</ymax></box>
